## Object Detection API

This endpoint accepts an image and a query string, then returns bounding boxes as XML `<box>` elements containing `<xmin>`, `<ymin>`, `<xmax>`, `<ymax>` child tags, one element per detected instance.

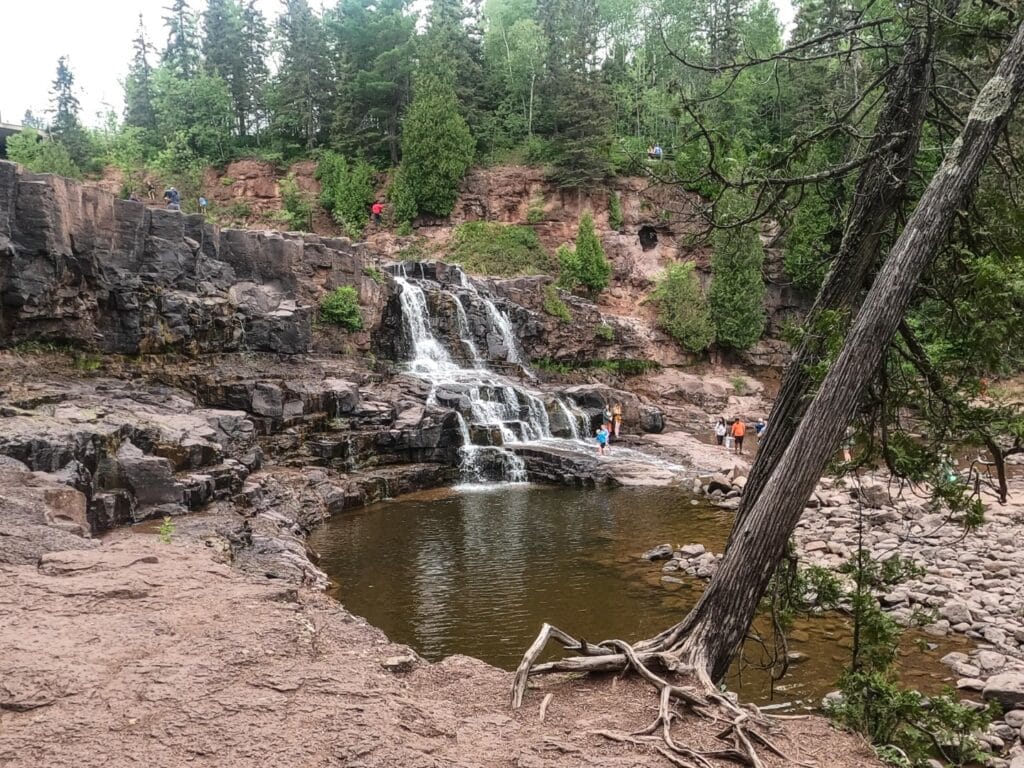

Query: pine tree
<box><xmin>124</xmin><ymin>15</ymin><xmax>157</xmax><ymax>133</ymax></box>
<box><xmin>48</xmin><ymin>56</ymin><xmax>92</xmax><ymax>169</ymax></box>
<box><xmin>400</xmin><ymin>72</ymin><xmax>474</xmax><ymax>216</ymax></box>
<box><xmin>708</xmin><ymin>191</ymin><xmax>767</xmax><ymax>350</ymax></box>
<box><xmin>269</xmin><ymin>0</ymin><xmax>334</xmax><ymax>150</ymax></box>
<box><xmin>203</xmin><ymin>0</ymin><xmax>259</xmax><ymax>137</ymax></box>
<box><xmin>420</xmin><ymin>0</ymin><xmax>485</xmax><ymax>130</ymax></box>
<box><xmin>573</xmin><ymin>211</ymin><xmax>611</xmax><ymax>292</ymax></box>
<box><xmin>163</xmin><ymin>0</ymin><xmax>200</xmax><ymax>78</ymax></box>
<box><xmin>239</xmin><ymin>0</ymin><xmax>270</xmax><ymax>137</ymax></box>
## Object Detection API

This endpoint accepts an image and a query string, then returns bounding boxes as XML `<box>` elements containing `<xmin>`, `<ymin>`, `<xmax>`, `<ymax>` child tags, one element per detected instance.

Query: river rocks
<box><xmin>642</xmin><ymin>543</ymin><xmax>674</xmax><ymax>561</ymax></box>
<box><xmin>984</xmin><ymin>673</ymin><xmax>1024</xmax><ymax>711</ymax></box>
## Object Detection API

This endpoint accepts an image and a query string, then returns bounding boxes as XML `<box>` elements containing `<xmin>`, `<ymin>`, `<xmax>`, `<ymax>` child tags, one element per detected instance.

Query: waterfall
<box><xmin>394</xmin><ymin>275</ymin><xmax>454</xmax><ymax>373</ymax></box>
<box><xmin>444</xmin><ymin>291</ymin><xmax>483</xmax><ymax>367</ymax></box>
<box><xmin>480</xmin><ymin>295</ymin><xmax>521</xmax><ymax>365</ymax></box>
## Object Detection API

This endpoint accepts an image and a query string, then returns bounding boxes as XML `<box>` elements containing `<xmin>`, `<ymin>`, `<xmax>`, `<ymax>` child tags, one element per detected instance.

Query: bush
<box><xmin>278</xmin><ymin>174</ymin><xmax>313</xmax><ymax>231</ymax></box>
<box><xmin>595</xmin><ymin>323</ymin><xmax>614</xmax><ymax>341</ymax></box>
<box><xmin>608</xmin><ymin>191</ymin><xmax>623</xmax><ymax>231</ymax></box>
<box><xmin>527</xmin><ymin>192</ymin><xmax>545</xmax><ymax>224</ymax></box>
<box><xmin>6</xmin><ymin>129</ymin><xmax>82</xmax><ymax>178</ymax></box>
<box><xmin>319</xmin><ymin>286</ymin><xmax>363</xmax><ymax>330</ymax></box>
<box><xmin>363</xmin><ymin>265</ymin><xmax>385</xmax><ymax>284</ymax></box>
<box><xmin>557</xmin><ymin>212</ymin><xmax>611</xmax><ymax>294</ymax></box>
<box><xmin>542</xmin><ymin>284</ymin><xmax>572</xmax><ymax>322</ymax></box>
<box><xmin>447</xmin><ymin>222</ymin><xmax>554</xmax><ymax>276</ymax></box>
<box><xmin>649</xmin><ymin>262</ymin><xmax>714</xmax><ymax>352</ymax></box>
<box><xmin>388</xmin><ymin>166</ymin><xmax>418</xmax><ymax>226</ymax></box>
<box><xmin>317</xmin><ymin>151</ymin><xmax>375</xmax><ymax>238</ymax></box>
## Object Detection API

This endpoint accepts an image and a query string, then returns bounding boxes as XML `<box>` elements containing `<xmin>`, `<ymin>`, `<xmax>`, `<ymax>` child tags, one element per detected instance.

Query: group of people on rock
<box><xmin>595</xmin><ymin>402</ymin><xmax>623</xmax><ymax>456</ymax></box>
<box><xmin>714</xmin><ymin>416</ymin><xmax>766</xmax><ymax>455</ymax></box>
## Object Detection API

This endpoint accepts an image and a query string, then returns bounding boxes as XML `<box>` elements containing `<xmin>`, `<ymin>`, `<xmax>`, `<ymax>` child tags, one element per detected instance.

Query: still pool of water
<box><xmin>309</xmin><ymin>484</ymin><xmax>969</xmax><ymax>709</ymax></box>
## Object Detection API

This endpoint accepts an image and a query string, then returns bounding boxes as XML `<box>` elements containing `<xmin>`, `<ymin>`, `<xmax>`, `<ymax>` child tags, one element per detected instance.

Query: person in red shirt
<box><xmin>371</xmin><ymin>201</ymin><xmax>384</xmax><ymax>225</ymax></box>
<box><xmin>730</xmin><ymin>418</ymin><xmax>746</xmax><ymax>454</ymax></box>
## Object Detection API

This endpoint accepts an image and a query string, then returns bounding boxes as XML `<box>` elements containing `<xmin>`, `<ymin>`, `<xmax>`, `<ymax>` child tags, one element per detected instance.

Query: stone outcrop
<box><xmin>0</xmin><ymin>161</ymin><xmax>387</xmax><ymax>356</ymax></box>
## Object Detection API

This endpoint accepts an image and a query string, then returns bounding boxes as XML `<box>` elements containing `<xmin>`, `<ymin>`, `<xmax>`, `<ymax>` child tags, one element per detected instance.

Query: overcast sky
<box><xmin>0</xmin><ymin>0</ymin><xmax>795</xmax><ymax>129</ymax></box>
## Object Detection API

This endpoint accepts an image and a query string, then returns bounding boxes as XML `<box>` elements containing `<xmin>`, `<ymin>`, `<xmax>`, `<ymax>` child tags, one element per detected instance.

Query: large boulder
<box><xmin>983</xmin><ymin>672</ymin><xmax>1024</xmax><ymax>711</ymax></box>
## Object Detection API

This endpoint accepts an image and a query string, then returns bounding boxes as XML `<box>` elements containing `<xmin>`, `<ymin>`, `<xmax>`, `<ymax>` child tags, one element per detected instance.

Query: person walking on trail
<box><xmin>714</xmin><ymin>417</ymin><xmax>727</xmax><ymax>446</ymax></box>
<box><xmin>731</xmin><ymin>418</ymin><xmax>746</xmax><ymax>454</ymax></box>
<box><xmin>371</xmin><ymin>201</ymin><xmax>384</xmax><ymax>225</ymax></box>
<box><xmin>595</xmin><ymin>425</ymin><xmax>610</xmax><ymax>456</ymax></box>
<box><xmin>611</xmin><ymin>402</ymin><xmax>623</xmax><ymax>439</ymax></box>
<box><xmin>199</xmin><ymin>196</ymin><xmax>208</xmax><ymax>216</ymax></box>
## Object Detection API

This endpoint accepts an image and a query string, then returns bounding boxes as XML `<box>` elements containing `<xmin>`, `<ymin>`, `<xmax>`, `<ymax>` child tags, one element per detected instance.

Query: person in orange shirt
<box><xmin>730</xmin><ymin>418</ymin><xmax>746</xmax><ymax>454</ymax></box>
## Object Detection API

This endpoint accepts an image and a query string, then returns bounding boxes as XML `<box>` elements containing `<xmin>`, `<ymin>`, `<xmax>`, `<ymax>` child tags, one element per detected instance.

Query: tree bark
<box><xmin>728</xmin><ymin>32</ymin><xmax>935</xmax><ymax>541</ymax></box>
<box><xmin>669</xmin><ymin>19</ymin><xmax>1024</xmax><ymax>682</ymax></box>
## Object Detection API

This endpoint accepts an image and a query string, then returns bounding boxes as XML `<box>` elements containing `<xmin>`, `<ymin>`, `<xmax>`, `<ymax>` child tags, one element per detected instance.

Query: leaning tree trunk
<box><xmin>730</xmin><ymin>32</ymin><xmax>935</xmax><ymax>540</ymax></box>
<box><xmin>663</xmin><ymin>20</ymin><xmax>1024</xmax><ymax>682</ymax></box>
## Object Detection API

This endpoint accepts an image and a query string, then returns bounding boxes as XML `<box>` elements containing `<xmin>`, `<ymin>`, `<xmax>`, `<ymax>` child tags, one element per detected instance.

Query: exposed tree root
<box><xmin>512</xmin><ymin>623</ymin><xmax>811</xmax><ymax>768</ymax></box>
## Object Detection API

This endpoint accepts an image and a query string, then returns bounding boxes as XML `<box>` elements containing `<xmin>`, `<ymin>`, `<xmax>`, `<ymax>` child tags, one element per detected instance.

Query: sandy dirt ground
<box><xmin>0</xmin><ymin>523</ymin><xmax>883</xmax><ymax>768</ymax></box>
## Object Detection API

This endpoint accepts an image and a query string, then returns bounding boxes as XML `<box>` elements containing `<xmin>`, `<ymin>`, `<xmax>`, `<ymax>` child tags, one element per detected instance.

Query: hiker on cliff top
<box><xmin>163</xmin><ymin>187</ymin><xmax>180</xmax><ymax>211</ymax></box>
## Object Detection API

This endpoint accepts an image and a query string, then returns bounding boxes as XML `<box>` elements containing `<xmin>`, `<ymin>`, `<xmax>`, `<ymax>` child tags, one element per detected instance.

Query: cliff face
<box><xmin>0</xmin><ymin>161</ymin><xmax>387</xmax><ymax>356</ymax></box>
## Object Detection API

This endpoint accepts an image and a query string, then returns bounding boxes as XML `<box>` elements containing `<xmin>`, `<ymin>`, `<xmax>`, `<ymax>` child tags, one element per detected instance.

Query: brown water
<box><xmin>309</xmin><ymin>484</ymin><xmax>969</xmax><ymax>709</ymax></box>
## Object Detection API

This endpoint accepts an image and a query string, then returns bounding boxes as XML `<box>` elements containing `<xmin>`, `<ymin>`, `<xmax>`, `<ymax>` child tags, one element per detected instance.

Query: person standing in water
<box><xmin>715</xmin><ymin>417</ymin><xmax>727</xmax><ymax>446</ymax></box>
<box><xmin>611</xmin><ymin>402</ymin><xmax>623</xmax><ymax>439</ymax></box>
<box><xmin>595</xmin><ymin>425</ymin><xmax>610</xmax><ymax>455</ymax></box>
<box><xmin>731</xmin><ymin>418</ymin><xmax>746</xmax><ymax>454</ymax></box>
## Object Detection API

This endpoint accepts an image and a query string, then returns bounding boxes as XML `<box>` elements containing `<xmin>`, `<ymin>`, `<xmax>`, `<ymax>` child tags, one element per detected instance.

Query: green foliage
<box><xmin>153</xmin><ymin>131</ymin><xmax>205</xmax><ymax>209</ymax></box>
<box><xmin>151</xmin><ymin>68</ymin><xmax>235</xmax><ymax>164</ymax></box>
<box><xmin>101</xmin><ymin>126</ymin><xmax>147</xmax><ymax>195</ymax></box>
<box><xmin>542</xmin><ymin>284</ymin><xmax>572</xmax><ymax>322</ymax></box>
<box><xmin>557</xmin><ymin>212</ymin><xmax>611</xmax><ymax>293</ymax></box>
<box><xmin>648</xmin><ymin>263</ymin><xmax>714</xmax><ymax>352</ymax></box>
<box><xmin>708</xmin><ymin>192</ymin><xmax>766</xmax><ymax>350</ymax></box>
<box><xmin>388</xmin><ymin>166</ymin><xmax>419</xmax><ymax>225</ymax></box>
<box><xmin>316</xmin><ymin>151</ymin><xmax>375</xmax><ymax>237</ymax></box>
<box><xmin>595</xmin><ymin>323</ymin><xmax>614</xmax><ymax>341</ymax></box>
<box><xmin>158</xmin><ymin>516</ymin><xmax>176</xmax><ymax>544</ymax></box>
<box><xmin>396</xmin><ymin>220</ymin><xmax>414</xmax><ymax>237</ymax></box>
<box><xmin>362</xmin><ymin>265</ymin><xmax>385</xmax><ymax>284</ymax></box>
<box><xmin>526</xmin><ymin>192</ymin><xmax>545</xmax><ymax>224</ymax></box>
<box><xmin>400</xmin><ymin>72</ymin><xmax>474</xmax><ymax>216</ymax></box>
<box><xmin>319</xmin><ymin>286</ymin><xmax>364</xmax><ymax>330</ymax></box>
<box><xmin>534</xmin><ymin>357</ymin><xmax>659</xmax><ymax>376</ymax></box>
<box><xmin>5</xmin><ymin>130</ymin><xmax>81</xmax><ymax>178</ymax></box>
<box><xmin>278</xmin><ymin>174</ymin><xmax>313</xmax><ymax>230</ymax></box>
<box><xmin>608</xmin><ymin>191</ymin><xmax>623</xmax><ymax>231</ymax></box>
<box><xmin>783</xmin><ymin>184</ymin><xmax>833</xmax><ymax>292</ymax></box>
<box><xmin>447</xmin><ymin>222</ymin><xmax>553</xmax><ymax>276</ymax></box>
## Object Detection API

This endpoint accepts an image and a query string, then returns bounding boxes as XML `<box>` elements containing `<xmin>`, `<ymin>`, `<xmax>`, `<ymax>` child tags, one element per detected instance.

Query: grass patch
<box><xmin>363</xmin><ymin>265</ymin><xmax>386</xmax><ymax>284</ymax></box>
<box><xmin>595</xmin><ymin>323</ymin><xmax>615</xmax><ymax>341</ymax></box>
<box><xmin>446</xmin><ymin>222</ymin><xmax>553</xmax><ymax>276</ymax></box>
<box><xmin>542</xmin><ymin>284</ymin><xmax>572</xmax><ymax>322</ymax></box>
<box><xmin>534</xmin><ymin>358</ymin><xmax>659</xmax><ymax>376</ymax></box>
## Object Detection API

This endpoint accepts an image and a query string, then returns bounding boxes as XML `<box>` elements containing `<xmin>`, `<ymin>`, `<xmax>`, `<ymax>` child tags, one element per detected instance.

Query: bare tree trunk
<box><xmin>730</xmin><ymin>33</ymin><xmax>935</xmax><ymax>539</ymax></box>
<box><xmin>665</xmin><ymin>19</ymin><xmax>1024</xmax><ymax>682</ymax></box>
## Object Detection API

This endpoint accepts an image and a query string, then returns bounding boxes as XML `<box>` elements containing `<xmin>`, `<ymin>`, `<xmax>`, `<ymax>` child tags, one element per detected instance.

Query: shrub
<box><xmin>608</xmin><ymin>191</ymin><xmax>623</xmax><ymax>231</ymax></box>
<box><xmin>595</xmin><ymin>323</ymin><xmax>614</xmax><ymax>341</ymax></box>
<box><xmin>319</xmin><ymin>286</ymin><xmax>363</xmax><ymax>330</ymax></box>
<box><xmin>278</xmin><ymin>174</ymin><xmax>313</xmax><ymax>231</ymax></box>
<box><xmin>396</xmin><ymin>220</ymin><xmax>413</xmax><ymax>237</ymax></box>
<box><xmin>362</xmin><ymin>266</ymin><xmax>385</xmax><ymax>284</ymax></box>
<box><xmin>7</xmin><ymin>129</ymin><xmax>82</xmax><ymax>178</ymax></box>
<box><xmin>649</xmin><ymin>262</ymin><xmax>714</xmax><ymax>352</ymax></box>
<box><xmin>542</xmin><ymin>284</ymin><xmax>572</xmax><ymax>322</ymax></box>
<box><xmin>527</xmin><ymin>192</ymin><xmax>545</xmax><ymax>224</ymax></box>
<box><xmin>448</xmin><ymin>222</ymin><xmax>554</xmax><ymax>276</ymax></box>
<box><xmin>388</xmin><ymin>166</ymin><xmax>418</xmax><ymax>226</ymax></box>
<box><xmin>316</xmin><ymin>151</ymin><xmax>375</xmax><ymax>238</ymax></box>
<box><xmin>558</xmin><ymin>212</ymin><xmax>611</xmax><ymax>294</ymax></box>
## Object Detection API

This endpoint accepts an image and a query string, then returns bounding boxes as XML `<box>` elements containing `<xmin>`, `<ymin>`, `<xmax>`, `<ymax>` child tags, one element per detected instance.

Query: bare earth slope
<box><xmin>0</xmin><ymin>528</ymin><xmax>880</xmax><ymax>768</ymax></box>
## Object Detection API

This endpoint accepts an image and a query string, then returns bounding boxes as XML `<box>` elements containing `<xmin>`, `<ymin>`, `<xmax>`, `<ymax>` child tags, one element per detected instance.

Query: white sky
<box><xmin>0</xmin><ymin>0</ymin><xmax>795</xmax><ymax>129</ymax></box>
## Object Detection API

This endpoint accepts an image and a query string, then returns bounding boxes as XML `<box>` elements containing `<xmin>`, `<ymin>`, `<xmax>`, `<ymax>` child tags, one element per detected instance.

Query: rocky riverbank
<box><xmin>648</xmin><ymin>467</ymin><xmax>1024</xmax><ymax>765</ymax></box>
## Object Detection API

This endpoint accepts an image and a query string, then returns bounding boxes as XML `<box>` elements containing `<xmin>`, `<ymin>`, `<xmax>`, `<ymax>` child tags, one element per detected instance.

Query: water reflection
<box><xmin>309</xmin><ymin>485</ymin><xmax>967</xmax><ymax>708</ymax></box>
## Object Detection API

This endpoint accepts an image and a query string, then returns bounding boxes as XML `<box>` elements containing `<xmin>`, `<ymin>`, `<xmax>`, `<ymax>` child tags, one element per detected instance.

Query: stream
<box><xmin>309</xmin><ymin>484</ymin><xmax>970</xmax><ymax>710</ymax></box>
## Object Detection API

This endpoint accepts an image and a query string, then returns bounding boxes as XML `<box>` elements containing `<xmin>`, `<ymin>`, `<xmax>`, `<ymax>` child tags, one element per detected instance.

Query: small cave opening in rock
<box><xmin>638</xmin><ymin>225</ymin><xmax>659</xmax><ymax>251</ymax></box>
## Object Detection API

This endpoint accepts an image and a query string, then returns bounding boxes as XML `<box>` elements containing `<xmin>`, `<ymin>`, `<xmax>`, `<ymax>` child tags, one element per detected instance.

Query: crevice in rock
<box><xmin>638</xmin><ymin>225</ymin><xmax>658</xmax><ymax>251</ymax></box>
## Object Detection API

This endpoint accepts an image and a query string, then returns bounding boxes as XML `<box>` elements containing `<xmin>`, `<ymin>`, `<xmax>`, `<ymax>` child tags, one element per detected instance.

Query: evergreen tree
<box><xmin>239</xmin><ymin>0</ymin><xmax>270</xmax><ymax>137</ymax></box>
<box><xmin>162</xmin><ymin>0</ymin><xmax>201</xmax><ymax>78</ymax></box>
<box><xmin>708</xmin><ymin>192</ymin><xmax>767</xmax><ymax>350</ymax></box>
<box><xmin>124</xmin><ymin>15</ymin><xmax>157</xmax><ymax>133</ymax></box>
<box><xmin>556</xmin><ymin>212</ymin><xmax>611</xmax><ymax>293</ymax></box>
<box><xmin>650</xmin><ymin>263</ymin><xmax>715</xmax><ymax>352</ymax></box>
<box><xmin>21</xmin><ymin>110</ymin><xmax>45</xmax><ymax>130</ymax></box>
<box><xmin>269</xmin><ymin>0</ymin><xmax>334</xmax><ymax>151</ymax></box>
<box><xmin>420</xmin><ymin>0</ymin><xmax>485</xmax><ymax>131</ymax></box>
<box><xmin>400</xmin><ymin>72</ymin><xmax>474</xmax><ymax>216</ymax></box>
<box><xmin>203</xmin><ymin>0</ymin><xmax>246</xmax><ymax>133</ymax></box>
<box><xmin>326</xmin><ymin>0</ymin><xmax>415</xmax><ymax>163</ymax></box>
<box><xmin>48</xmin><ymin>56</ymin><xmax>92</xmax><ymax>169</ymax></box>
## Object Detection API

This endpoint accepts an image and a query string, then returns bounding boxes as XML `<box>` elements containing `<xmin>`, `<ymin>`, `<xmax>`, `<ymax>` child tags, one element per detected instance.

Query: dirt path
<box><xmin>0</xmin><ymin>521</ymin><xmax>882</xmax><ymax>768</ymax></box>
